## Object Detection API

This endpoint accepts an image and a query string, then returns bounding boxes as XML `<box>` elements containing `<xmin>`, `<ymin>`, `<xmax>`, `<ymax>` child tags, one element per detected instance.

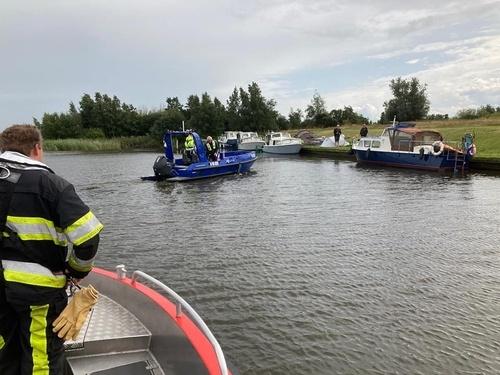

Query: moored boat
<box><xmin>141</xmin><ymin>130</ymin><xmax>257</xmax><ymax>181</ymax></box>
<box><xmin>64</xmin><ymin>265</ymin><xmax>234</xmax><ymax>375</ymax></box>
<box><xmin>262</xmin><ymin>132</ymin><xmax>302</xmax><ymax>155</ymax></box>
<box><xmin>218</xmin><ymin>131</ymin><xmax>239</xmax><ymax>151</ymax></box>
<box><xmin>351</xmin><ymin>122</ymin><xmax>476</xmax><ymax>171</ymax></box>
<box><xmin>237</xmin><ymin>132</ymin><xmax>266</xmax><ymax>151</ymax></box>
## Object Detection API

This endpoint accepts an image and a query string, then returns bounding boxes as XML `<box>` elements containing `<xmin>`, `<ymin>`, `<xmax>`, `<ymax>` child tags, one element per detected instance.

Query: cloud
<box><xmin>1</xmin><ymin>0</ymin><xmax>500</xmax><ymax>128</ymax></box>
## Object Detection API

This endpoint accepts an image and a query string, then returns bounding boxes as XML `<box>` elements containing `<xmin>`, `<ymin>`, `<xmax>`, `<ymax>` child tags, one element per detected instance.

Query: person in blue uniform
<box><xmin>0</xmin><ymin>124</ymin><xmax>103</xmax><ymax>375</ymax></box>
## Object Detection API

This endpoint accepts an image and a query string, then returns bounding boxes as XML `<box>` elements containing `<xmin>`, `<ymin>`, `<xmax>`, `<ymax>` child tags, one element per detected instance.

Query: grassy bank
<box><xmin>43</xmin><ymin>136</ymin><xmax>161</xmax><ymax>152</ymax></box>
<box><xmin>300</xmin><ymin>115</ymin><xmax>500</xmax><ymax>158</ymax></box>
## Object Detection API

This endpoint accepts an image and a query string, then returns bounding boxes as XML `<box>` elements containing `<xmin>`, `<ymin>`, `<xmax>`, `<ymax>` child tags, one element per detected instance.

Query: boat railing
<box><xmin>130</xmin><ymin>269</ymin><xmax>228</xmax><ymax>375</ymax></box>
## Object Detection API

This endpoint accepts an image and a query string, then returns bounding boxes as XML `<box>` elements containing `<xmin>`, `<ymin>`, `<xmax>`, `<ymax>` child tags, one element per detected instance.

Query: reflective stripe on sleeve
<box><xmin>65</xmin><ymin>211</ymin><xmax>103</xmax><ymax>246</ymax></box>
<box><xmin>30</xmin><ymin>304</ymin><xmax>50</xmax><ymax>375</ymax></box>
<box><xmin>1</xmin><ymin>260</ymin><xmax>66</xmax><ymax>288</ymax></box>
<box><xmin>0</xmin><ymin>335</ymin><xmax>4</xmax><ymax>350</ymax></box>
<box><xmin>67</xmin><ymin>252</ymin><xmax>95</xmax><ymax>273</ymax></box>
<box><xmin>6</xmin><ymin>216</ymin><xmax>67</xmax><ymax>246</ymax></box>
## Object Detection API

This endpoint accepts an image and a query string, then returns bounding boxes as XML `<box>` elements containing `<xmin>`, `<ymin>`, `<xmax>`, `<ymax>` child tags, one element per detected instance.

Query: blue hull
<box><xmin>170</xmin><ymin>157</ymin><xmax>256</xmax><ymax>181</ymax></box>
<box><xmin>142</xmin><ymin>150</ymin><xmax>256</xmax><ymax>181</ymax></box>
<box><xmin>353</xmin><ymin>149</ymin><xmax>470</xmax><ymax>171</ymax></box>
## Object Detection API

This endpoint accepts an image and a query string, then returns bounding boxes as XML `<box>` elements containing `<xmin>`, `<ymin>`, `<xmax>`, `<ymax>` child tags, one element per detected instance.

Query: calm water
<box><xmin>46</xmin><ymin>152</ymin><xmax>500</xmax><ymax>375</ymax></box>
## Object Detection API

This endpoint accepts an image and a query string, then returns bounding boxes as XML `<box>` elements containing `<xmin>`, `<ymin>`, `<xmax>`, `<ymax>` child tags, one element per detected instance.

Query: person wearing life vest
<box><xmin>184</xmin><ymin>132</ymin><xmax>196</xmax><ymax>164</ymax></box>
<box><xmin>0</xmin><ymin>124</ymin><xmax>103</xmax><ymax>375</ymax></box>
<box><xmin>205</xmin><ymin>136</ymin><xmax>219</xmax><ymax>162</ymax></box>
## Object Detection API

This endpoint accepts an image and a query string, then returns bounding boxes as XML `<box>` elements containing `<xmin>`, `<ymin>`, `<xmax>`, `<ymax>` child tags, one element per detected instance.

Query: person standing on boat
<box><xmin>0</xmin><ymin>124</ymin><xmax>103</xmax><ymax>375</ymax></box>
<box><xmin>360</xmin><ymin>124</ymin><xmax>368</xmax><ymax>138</ymax></box>
<box><xmin>333</xmin><ymin>125</ymin><xmax>342</xmax><ymax>146</ymax></box>
<box><xmin>184</xmin><ymin>132</ymin><xmax>196</xmax><ymax>164</ymax></box>
<box><xmin>205</xmin><ymin>136</ymin><xmax>219</xmax><ymax>162</ymax></box>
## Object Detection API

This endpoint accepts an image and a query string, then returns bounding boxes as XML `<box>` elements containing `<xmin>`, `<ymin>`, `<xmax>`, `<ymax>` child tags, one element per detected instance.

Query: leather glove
<box><xmin>52</xmin><ymin>285</ymin><xmax>99</xmax><ymax>341</ymax></box>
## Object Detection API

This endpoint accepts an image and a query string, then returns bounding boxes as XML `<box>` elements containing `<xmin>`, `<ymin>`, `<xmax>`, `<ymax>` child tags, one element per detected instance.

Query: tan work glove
<box><xmin>52</xmin><ymin>285</ymin><xmax>99</xmax><ymax>341</ymax></box>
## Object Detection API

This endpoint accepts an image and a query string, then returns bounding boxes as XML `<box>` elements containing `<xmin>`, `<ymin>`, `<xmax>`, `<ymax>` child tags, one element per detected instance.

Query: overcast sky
<box><xmin>1</xmin><ymin>0</ymin><xmax>500</xmax><ymax>130</ymax></box>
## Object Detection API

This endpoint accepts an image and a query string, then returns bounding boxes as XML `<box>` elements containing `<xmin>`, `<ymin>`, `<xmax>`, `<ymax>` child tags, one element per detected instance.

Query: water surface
<box><xmin>46</xmin><ymin>152</ymin><xmax>500</xmax><ymax>375</ymax></box>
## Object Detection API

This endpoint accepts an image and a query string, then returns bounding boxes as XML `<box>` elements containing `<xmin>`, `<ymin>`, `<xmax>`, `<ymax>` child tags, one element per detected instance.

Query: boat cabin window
<box><xmin>392</xmin><ymin>132</ymin><xmax>412</xmax><ymax>151</ymax></box>
<box><xmin>272</xmin><ymin>133</ymin><xmax>281</xmax><ymax>138</ymax></box>
<box><xmin>363</xmin><ymin>140</ymin><xmax>371</xmax><ymax>147</ymax></box>
<box><xmin>413</xmin><ymin>132</ymin><xmax>441</xmax><ymax>145</ymax></box>
<box><xmin>371</xmin><ymin>140</ymin><xmax>381</xmax><ymax>148</ymax></box>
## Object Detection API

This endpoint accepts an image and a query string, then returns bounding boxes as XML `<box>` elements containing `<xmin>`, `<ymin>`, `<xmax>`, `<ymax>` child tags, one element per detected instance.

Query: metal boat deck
<box><xmin>62</xmin><ymin>267</ymin><xmax>227</xmax><ymax>375</ymax></box>
<box><xmin>65</xmin><ymin>294</ymin><xmax>162</xmax><ymax>375</ymax></box>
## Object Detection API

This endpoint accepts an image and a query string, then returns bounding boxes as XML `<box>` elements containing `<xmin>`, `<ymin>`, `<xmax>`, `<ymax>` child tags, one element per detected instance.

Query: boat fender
<box><xmin>419</xmin><ymin>147</ymin><xmax>425</xmax><ymax>159</ymax></box>
<box><xmin>431</xmin><ymin>141</ymin><xmax>444</xmax><ymax>156</ymax></box>
<box><xmin>153</xmin><ymin>155</ymin><xmax>173</xmax><ymax>177</ymax></box>
<box><xmin>467</xmin><ymin>144</ymin><xmax>477</xmax><ymax>156</ymax></box>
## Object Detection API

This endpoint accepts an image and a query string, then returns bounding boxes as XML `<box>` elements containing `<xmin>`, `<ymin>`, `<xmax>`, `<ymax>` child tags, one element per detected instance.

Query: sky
<box><xmin>1</xmin><ymin>0</ymin><xmax>500</xmax><ymax>130</ymax></box>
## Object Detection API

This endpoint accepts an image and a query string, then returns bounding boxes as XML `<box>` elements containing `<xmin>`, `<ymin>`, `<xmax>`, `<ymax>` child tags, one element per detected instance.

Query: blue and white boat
<box><xmin>141</xmin><ymin>130</ymin><xmax>257</xmax><ymax>181</ymax></box>
<box><xmin>352</xmin><ymin>122</ymin><xmax>476</xmax><ymax>172</ymax></box>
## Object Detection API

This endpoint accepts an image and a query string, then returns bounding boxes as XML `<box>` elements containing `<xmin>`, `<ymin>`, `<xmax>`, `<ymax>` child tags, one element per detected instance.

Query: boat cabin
<box><xmin>355</xmin><ymin>123</ymin><xmax>443</xmax><ymax>153</ymax></box>
<box><xmin>163</xmin><ymin>130</ymin><xmax>208</xmax><ymax>164</ymax></box>
<box><xmin>382</xmin><ymin>126</ymin><xmax>442</xmax><ymax>152</ymax></box>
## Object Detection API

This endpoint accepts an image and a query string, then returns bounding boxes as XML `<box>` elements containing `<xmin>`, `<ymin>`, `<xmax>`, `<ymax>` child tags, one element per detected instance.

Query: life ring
<box><xmin>431</xmin><ymin>141</ymin><xmax>444</xmax><ymax>156</ymax></box>
<box><xmin>467</xmin><ymin>144</ymin><xmax>477</xmax><ymax>156</ymax></box>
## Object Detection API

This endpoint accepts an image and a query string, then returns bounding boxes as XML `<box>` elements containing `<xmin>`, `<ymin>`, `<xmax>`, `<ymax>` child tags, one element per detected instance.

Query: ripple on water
<box><xmin>45</xmin><ymin>153</ymin><xmax>500</xmax><ymax>375</ymax></box>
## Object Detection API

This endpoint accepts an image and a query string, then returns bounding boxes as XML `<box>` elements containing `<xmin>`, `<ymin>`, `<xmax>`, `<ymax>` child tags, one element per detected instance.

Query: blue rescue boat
<box><xmin>141</xmin><ymin>130</ymin><xmax>257</xmax><ymax>181</ymax></box>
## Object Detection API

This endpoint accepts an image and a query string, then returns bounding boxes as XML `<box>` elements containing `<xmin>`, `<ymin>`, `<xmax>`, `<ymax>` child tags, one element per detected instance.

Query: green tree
<box><xmin>226</xmin><ymin>87</ymin><xmax>242</xmax><ymax>130</ymax></box>
<box><xmin>381</xmin><ymin>77</ymin><xmax>430</xmax><ymax>122</ymax></box>
<box><xmin>288</xmin><ymin>108</ymin><xmax>303</xmax><ymax>129</ymax></box>
<box><xmin>185</xmin><ymin>93</ymin><xmax>225</xmax><ymax>137</ymax></box>
<box><xmin>246</xmin><ymin>82</ymin><xmax>278</xmax><ymax>133</ymax></box>
<box><xmin>306</xmin><ymin>92</ymin><xmax>328</xmax><ymax>122</ymax></box>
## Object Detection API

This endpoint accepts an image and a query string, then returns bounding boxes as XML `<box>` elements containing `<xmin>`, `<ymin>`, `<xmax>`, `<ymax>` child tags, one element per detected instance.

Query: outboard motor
<box><xmin>153</xmin><ymin>155</ymin><xmax>173</xmax><ymax>178</ymax></box>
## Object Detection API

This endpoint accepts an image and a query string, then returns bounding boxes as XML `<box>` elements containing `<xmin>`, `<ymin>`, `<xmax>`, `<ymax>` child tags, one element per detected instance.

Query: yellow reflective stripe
<box><xmin>7</xmin><ymin>216</ymin><xmax>54</xmax><ymax>226</ymax></box>
<box><xmin>0</xmin><ymin>335</ymin><xmax>4</xmax><ymax>350</ymax></box>
<box><xmin>15</xmin><ymin>233</ymin><xmax>67</xmax><ymax>246</ymax></box>
<box><xmin>3</xmin><ymin>269</ymin><xmax>66</xmax><ymax>288</ymax></box>
<box><xmin>6</xmin><ymin>216</ymin><xmax>67</xmax><ymax>246</ymax></box>
<box><xmin>30</xmin><ymin>304</ymin><xmax>50</xmax><ymax>375</ymax></box>
<box><xmin>74</xmin><ymin>223</ymin><xmax>103</xmax><ymax>246</ymax></box>
<box><xmin>68</xmin><ymin>253</ymin><xmax>94</xmax><ymax>272</ymax></box>
<box><xmin>65</xmin><ymin>211</ymin><xmax>103</xmax><ymax>246</ymax></box>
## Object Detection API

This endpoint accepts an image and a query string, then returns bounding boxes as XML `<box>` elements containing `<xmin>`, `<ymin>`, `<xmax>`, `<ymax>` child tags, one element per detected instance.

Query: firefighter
<box><xmin>205</xmin><ymin>136</ymin><xmax>219</xmax><ymax>162</ymax></box>
<box><xmin>184</xmin><ymin>132</ymin><xmax>196</xmax><ymax>164</ymax></box>
<box><xmin>0</xmin><ymin>124</ymin><xmax>103</xmax><ymax>374</ymax></box>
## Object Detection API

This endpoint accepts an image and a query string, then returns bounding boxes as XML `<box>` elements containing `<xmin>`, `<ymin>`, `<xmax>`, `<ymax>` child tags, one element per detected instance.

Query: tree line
<box><xmin>34</xmin><ymin>82</ymin><xmax>370</xmax><ymax>140</ymax></box>
<box><xmin>34</xmin><ymin>77</ymin><xmax>499</xmax><ymax>140</ymax></box>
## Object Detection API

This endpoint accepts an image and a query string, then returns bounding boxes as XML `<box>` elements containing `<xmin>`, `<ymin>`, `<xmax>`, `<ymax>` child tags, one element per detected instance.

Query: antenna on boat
<box><xmin>182</xmin><ymin>120</ymin><xmax>185</xmax><ymax>132</ymax></box>
<box><xmin>392</xmin><ymin>116</ymin><xmax>396</xmax><ymax>126</ymax></box>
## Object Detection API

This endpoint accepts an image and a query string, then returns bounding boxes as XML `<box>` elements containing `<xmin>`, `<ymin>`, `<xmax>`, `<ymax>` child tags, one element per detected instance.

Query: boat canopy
<box><xmin>163</xmin><ymin>130</ymin><xmax>208</xmax><ymax>162</ymax></box>
<box><xmin>382</xmin><ymin>126</ymin><xmax>443</xmax><ymax>151</ymax></box>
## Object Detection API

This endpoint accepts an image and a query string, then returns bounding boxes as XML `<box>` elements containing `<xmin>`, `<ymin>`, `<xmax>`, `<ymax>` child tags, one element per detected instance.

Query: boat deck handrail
<box><xmin>131</xmin><ymin>270</ymin><xmax>228</xmax><ymax>375</ymax></box>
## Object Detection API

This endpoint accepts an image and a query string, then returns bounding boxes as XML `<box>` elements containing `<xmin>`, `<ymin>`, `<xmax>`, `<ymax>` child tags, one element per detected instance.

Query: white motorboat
<box><xmin>218</xmin><ymin>131</ymin><xmax>239</xmax><ymax>151</ymax></box>
<box><xmin>64</xmin><ymin>265</ymin><xmax>234</xmax><ymax>375</ymax></box>
<box><xmin>237</xmin><ymin>132</ymin><xmax>265</xmax><ymax>151</ymax></box>
<box><xmin>262</xmin><ymin>132</ymin><xmax>302</xmax><ymax>154</ymax></box>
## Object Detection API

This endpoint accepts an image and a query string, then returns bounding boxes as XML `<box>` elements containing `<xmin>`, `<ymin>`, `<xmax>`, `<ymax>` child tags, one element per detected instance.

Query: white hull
<box><xmin>263</xmin><ymin>143</ymin><xmax>302</xmax><ymax>154</ymax></box>
<box><xmin>238</xmin><ymin>141</ymin><xmax>265</xmax><ymax>151</ymax></box>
